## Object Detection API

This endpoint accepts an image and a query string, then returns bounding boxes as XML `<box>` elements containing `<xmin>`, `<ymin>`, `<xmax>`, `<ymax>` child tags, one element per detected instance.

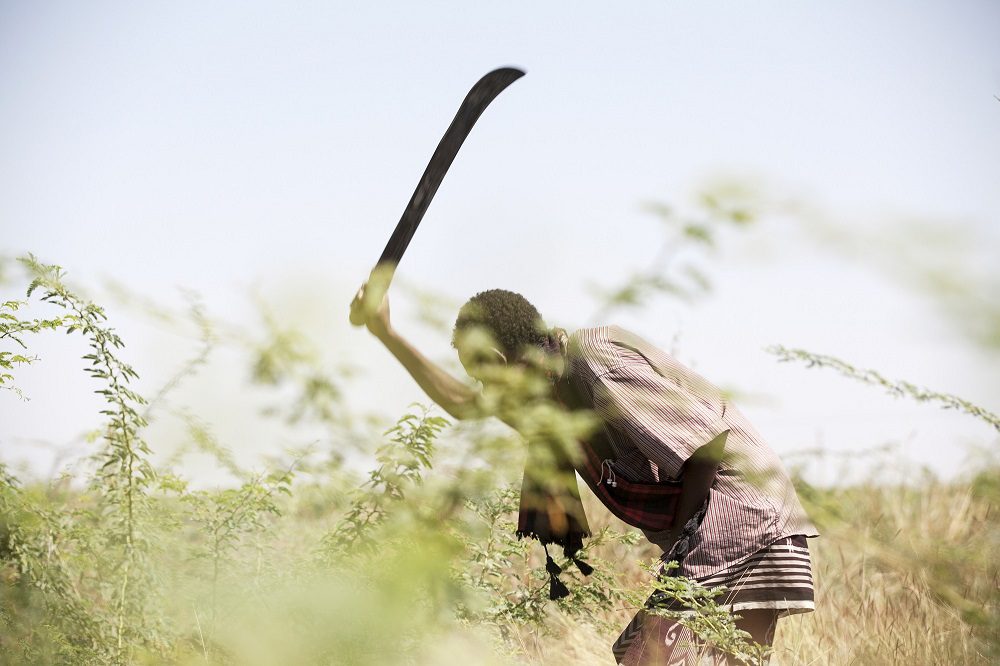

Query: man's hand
<box><xmin>350</xmin><ymin>282</ymin><xmax>391</xmax><ymax>340</ymax></box>
<box><xmin>662</xmin><ymin>430</ymin><xmax>728</xmax><ymax>552</ymax></box>
<box><xmin>349</xmin><ymin>263</ymin><xmax>395</xmax><ymax>330</ymax></box>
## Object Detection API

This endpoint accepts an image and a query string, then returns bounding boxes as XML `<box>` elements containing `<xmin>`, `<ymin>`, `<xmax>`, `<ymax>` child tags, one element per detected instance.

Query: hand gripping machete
<box><xmin>349</xmin><ymin>67</ymin><xmax>525</xmax><ymax>326</ymax></box>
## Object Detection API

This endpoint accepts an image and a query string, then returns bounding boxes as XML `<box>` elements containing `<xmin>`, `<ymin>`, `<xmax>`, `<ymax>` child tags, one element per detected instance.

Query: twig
<box><xmin>767</xmin><ymin>345</ymin><xmax>1000</xmax><ymax>433</ymax></box>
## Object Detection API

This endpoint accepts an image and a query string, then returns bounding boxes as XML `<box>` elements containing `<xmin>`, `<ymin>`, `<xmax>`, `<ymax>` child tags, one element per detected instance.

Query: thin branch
<box><xmin>767</xmin><ymin>345</ymin><xmax>1000</xmax><ymax>433</ymax></box>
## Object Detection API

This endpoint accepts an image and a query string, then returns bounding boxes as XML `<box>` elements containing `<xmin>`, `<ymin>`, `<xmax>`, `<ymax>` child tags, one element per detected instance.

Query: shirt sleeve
<box><xmin>591</xmin><ymin>357</ymin><xmax>730</xmax><ymax>480</ymax></box>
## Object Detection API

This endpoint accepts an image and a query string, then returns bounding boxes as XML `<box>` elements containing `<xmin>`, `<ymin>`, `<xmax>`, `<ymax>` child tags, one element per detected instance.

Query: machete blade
<box><xmin>350</xmin><ymin>67</ymin><xmax>525</xmax><ymax>326</ymax></box>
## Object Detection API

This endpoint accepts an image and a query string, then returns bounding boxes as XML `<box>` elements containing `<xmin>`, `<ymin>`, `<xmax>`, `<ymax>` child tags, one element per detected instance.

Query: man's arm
<box><xmin>665</xmin><ymin>430</ymin><xmax>727</xmax><ymax>548</ymax></box>
<box><xmin>352</xmin><ymin>286</ymin><xmax>480</xmax><ymax>420</ymax></box>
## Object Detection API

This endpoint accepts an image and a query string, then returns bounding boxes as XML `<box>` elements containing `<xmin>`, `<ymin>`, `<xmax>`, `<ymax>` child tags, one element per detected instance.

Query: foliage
<box><xmin>0</xmin><ymin>298</ymin><xmax>70</xmax><ymax>399</ymax></box>
<box><xmin>249</xmin><ymin>300</ymin><xmax>353</xmax><ymax>428</ymax></box>
<box><xmin>320</xmin><ymin>406</ymin><xmax>448</xmax><ymax>560</ymax></box>
<box><xmin>588</xmin><ymin>180</ymin><xmax>760</xmax><ymax>322</ymax></box>
<box><xmin>13</xmin><ymin>255</ymin><xmax>161</xmax><ymax>662</ymax></box>
<box><xmin>460</xmin><ymin>485</ymin><xmax>640</xmax><ymax>633</ymax></box>
<box><xmin>183</xmin><ymin>464</ymin><xmax>295</xmax><ymax>626</ymax></box>
<box><xmin>2</xmin><ymin>247</ymin><xmax>997</xmax><ymax>665</ymax></box>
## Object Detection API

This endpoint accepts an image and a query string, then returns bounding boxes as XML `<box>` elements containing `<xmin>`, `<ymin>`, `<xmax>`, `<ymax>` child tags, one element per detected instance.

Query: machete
<box><xmin>349</xmin><ymin>66</ymin><xmax>525</xmax><ymax>326</ymax></box>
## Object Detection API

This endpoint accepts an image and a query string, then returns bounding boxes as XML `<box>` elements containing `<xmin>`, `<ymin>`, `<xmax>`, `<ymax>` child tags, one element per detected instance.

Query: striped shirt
<box><xmin>562</xmin><ymin>326</ymin><xmax>818</xmax><ymax>579</ymax></box>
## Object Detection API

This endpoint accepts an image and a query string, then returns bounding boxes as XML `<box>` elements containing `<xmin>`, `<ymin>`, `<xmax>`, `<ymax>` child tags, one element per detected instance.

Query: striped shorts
<box><xmin>614</xmin><ymin>535</ymin><xmax>815</xmax><ymax>665</ymax></box>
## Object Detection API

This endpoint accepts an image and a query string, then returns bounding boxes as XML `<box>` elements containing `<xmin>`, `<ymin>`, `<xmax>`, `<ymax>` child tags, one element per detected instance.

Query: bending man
<box><xmin>352</xmin><ymin>286</ymin><xmax>817</xmax><ymax>665</ymax></box>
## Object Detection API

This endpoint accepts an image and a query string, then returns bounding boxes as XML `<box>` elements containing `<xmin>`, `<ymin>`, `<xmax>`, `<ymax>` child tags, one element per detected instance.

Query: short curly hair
<box><xmin>451</xmin><ymin>289</ymin><xmax>548</xmax><ymax>361</ymax></box>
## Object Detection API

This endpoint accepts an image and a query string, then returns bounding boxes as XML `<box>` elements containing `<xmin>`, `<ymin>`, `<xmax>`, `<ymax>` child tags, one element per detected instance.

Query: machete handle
<box><xmin>349</xmin><ymin>262</ymin><xmax>396</xmax><ymax>328</ymax></box>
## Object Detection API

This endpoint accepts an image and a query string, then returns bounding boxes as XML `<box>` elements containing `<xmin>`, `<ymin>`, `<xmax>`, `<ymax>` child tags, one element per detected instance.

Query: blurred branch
<box><xmin>393</xmin><ymin>277</ymin><xmax>461</xmax><ymax>334</ymax></box>
<box><xmin>141</xmin><ymin>293</ymin><xmax>216</xmax><ymax>421</ymax></box>
<box><xmin>588</xmin><ymin>178</ymin><xmax>760</xmax><ymax>324</ymax></box>
<box><xmin>788</xmin><ymin>204</ymin><xmax>1000</xmax><ymax>354</ymax></box>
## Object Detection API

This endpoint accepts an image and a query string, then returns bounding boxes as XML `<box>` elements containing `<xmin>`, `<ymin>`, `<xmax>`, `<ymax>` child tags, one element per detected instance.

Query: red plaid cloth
<box><xmin>572</xmin><ymin>432</ymin><xmax>682</xmax><ymax>532</ymax></box>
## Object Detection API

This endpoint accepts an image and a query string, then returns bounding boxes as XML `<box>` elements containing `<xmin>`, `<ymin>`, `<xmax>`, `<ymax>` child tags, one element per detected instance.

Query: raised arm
<box><xmin>351</xmin><ymin>285</ymin><xmax>480</xmax><ymax>420</ymax></box>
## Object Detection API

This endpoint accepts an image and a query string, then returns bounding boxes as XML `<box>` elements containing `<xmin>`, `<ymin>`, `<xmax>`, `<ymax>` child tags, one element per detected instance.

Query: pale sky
<box><xmin>2</xmin><ymin>1</ymin><xmax>998</xmax><ymax>485</ymax></box>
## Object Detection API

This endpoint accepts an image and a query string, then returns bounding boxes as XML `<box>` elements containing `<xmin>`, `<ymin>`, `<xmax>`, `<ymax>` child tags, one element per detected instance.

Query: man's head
<box><xmin>451</xmin><ymin>289</ymin><xmax>550</xmax><ymax>381</ymax></box>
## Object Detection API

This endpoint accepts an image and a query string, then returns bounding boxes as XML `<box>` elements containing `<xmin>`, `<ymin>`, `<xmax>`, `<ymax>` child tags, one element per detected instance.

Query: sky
<box><xmin>2</xmin><ymin>1</ymin><xmax>998</xmax><ymax>485</ymax></box>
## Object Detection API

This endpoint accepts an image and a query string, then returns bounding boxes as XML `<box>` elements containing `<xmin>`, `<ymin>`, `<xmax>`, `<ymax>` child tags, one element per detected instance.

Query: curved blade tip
<box><xmin>492</xmin><ymin>66</ymin><xmax>526</xmax><ymax>79</ymax></box>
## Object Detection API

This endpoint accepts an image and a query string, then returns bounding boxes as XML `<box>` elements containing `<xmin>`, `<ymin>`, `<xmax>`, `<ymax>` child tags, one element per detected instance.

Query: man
<box><xmin>352</xmin><ymin>286</ymin><xmax>817</xmax><ymax>664</ymax></box>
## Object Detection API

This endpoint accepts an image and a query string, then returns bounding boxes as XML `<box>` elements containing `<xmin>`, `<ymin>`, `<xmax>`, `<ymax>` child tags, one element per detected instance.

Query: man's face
<box><xmin>454</xmin><ymin>325</ymin><xmax>558</xmax><ymax>400</ymax></box>
<box><xmin>455</xmin><ymin>327</ymin><xmax>508</xmax><ymax>384</ymax></box>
